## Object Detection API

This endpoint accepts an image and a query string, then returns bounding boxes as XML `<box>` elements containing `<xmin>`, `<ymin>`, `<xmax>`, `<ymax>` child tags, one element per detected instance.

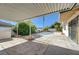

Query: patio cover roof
<box><xmin>0</xmin><ymin>3</ymin><xmax>75</xmax><ymax>21</ymax></box>
<box><xmin>0</xmin><ymin>22</ymin><xmax>12</xmax><ymax>27</ymax></box>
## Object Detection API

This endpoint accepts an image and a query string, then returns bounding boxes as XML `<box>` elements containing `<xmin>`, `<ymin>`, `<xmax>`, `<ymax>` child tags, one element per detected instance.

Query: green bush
<box><xmin>50</xmin><ymin>24</ymin><xmax>55</xmax><ymax>28</ymax></box>
<box><xmin>43</xmin><ymin>26</ymin><xmax>49</xmax><ymax>31</ymax></box>
<box><xmin>53</xmin><ymin>22</ymin><xmax>62</xmax><ymax>32</ymax></box>
<box><xmin>13</xmin><ymin>21</ymin><xmax>36</xmax><ymax>36</ymax></box>
<box><xmin>31</xmin><ymin>25</ymin><xmax>36</xmax><ymax>33</ymax></box>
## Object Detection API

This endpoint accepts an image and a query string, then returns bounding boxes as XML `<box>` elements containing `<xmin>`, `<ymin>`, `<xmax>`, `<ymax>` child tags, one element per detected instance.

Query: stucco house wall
<box><xmin>0</xmin><ymin>27</ymin><xmax>11</xmax><ymax>39</ymax></box>
<box><xmin>60</xmin><ymin>7</ymin><xmax>79</xmax><ymax>37</ymax></box>
<box><xmin>62</xmin><ymin>11</ymin><xmax>79</xmax><ymax>37</ymax></box>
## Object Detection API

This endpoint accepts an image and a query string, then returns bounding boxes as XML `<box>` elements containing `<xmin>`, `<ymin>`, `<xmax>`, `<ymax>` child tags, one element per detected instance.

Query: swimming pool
<box><xmin>38</xmin><ymin>32</ymin><xmax>52</xmax><ymax>36</ymax></box>
<box><xmin>32</xmin><ymin>31</ymin><xmax>53</xmax><ymax>39</ymax></box>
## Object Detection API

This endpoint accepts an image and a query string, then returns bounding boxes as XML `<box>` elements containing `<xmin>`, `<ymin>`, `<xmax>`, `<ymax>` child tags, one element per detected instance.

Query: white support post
<box><xmin>17</xmin><ymin>23</ymin><xmax>18</xmax><ymax>37</ymax></box>
<box><xmin>28</xmin><ymin>21</ymin><xmax>32</xmax><ymax>41</ymax></box>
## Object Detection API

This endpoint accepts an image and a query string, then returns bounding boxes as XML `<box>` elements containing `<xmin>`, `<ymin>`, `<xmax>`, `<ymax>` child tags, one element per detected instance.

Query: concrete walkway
<box><xmin>0</xmin><ymin>32</ymin><xmax>79</xmax><ymax>55</ymax></box>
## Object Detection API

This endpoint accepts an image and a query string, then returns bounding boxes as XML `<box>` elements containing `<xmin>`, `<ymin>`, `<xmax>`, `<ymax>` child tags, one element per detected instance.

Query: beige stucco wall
<box><xmin>61</xmin><ymin>10</ymin><xmax>79</xmax><ymax>43</ymax></box>
<box><xmin>0</xmin><ymin>27</ymin><xmax>11</xmax><ymax>39</ymax></box>
<box><xmin>77</xmin><ymin>16</ymin><xmax>79</xmax><ymax>43</ymax></box>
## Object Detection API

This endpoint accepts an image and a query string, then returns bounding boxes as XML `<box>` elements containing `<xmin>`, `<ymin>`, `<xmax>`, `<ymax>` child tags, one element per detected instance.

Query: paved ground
<box><xmin>0</xmin><ymin>32</ymin><xmax>79</xmax><ymax>55</ymax></box>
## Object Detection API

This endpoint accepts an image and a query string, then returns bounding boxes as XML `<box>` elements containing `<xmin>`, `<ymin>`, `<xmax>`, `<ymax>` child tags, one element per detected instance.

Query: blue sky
<box><xmin>32</xmin><ymin>12</ymin><xmax>60</xmax><ymax>28</ymax></box>
<box><xmin>0</xmin><ymin>12</ymin><xmax>60</xmax><ymax>28</ymax></box>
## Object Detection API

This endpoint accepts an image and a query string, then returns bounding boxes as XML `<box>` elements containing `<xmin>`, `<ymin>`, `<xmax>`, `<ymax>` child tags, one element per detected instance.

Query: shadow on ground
<box><xmin>0</xmin><ymin>41</ymin><xmax>79</xmax><ymax>55</ymax></box>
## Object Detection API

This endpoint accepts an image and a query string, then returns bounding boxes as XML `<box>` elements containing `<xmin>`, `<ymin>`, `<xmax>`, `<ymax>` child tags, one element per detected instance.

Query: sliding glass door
<box><xmin>68</xmin><ymin>15</ymin><xmax>79</xmax><ymax>43</ymax></box>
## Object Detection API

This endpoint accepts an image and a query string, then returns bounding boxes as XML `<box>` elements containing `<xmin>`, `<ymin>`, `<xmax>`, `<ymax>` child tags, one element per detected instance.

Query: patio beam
<box><xmin>60</xmin><ymin>3</ymin><xmax>77</xmax><ymax>13</ymax></box>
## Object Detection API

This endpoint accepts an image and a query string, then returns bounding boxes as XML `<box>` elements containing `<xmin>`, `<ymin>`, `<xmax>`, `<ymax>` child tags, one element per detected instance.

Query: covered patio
<box><xmin>0</xmin><ymin>3</ymin><xmax>79</xmax><ymax>55</ymax></box>
<box><xmin>0</xmin><ymin>3</ymin><xmax>75</xmax><ymax>40</ymax></box>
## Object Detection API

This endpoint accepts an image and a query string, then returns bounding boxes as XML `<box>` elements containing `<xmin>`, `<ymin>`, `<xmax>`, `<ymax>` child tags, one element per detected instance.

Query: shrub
<box><xmin>53</xmin><ymin>22</ymin><xmax>62</xmax><ymax>32</ymax></box>
<box><xmin>31</xmin><ymin>25</ymin><xmax>36</xmax><ymax>33</ymax></box>
<box><xmin>50</xmin><ymin>24</ymin><xmax>55</xmax><ymax>28</ymax></box>
<box><xmin>13</xmin><ymin>21</ymin><xmax>36</xmax><ymax>36</ymax></box>
<box><xmin>43</xmin><ymin>26</ymin><xmax>49</xmax><ymax>31</ymax></box>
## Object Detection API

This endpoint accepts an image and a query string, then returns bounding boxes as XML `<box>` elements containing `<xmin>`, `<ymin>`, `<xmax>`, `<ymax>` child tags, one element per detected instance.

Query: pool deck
<box><xmin>0</xmin><ymin>32</ymin><xmax>79</xmax><ymax>55</ymax></box>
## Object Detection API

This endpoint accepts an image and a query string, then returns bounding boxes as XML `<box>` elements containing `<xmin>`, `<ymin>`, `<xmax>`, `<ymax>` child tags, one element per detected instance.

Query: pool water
<box><xmin>38</xmin><ymin>32</ymin><xmax>52</xmax><ymax>36</ymax></box>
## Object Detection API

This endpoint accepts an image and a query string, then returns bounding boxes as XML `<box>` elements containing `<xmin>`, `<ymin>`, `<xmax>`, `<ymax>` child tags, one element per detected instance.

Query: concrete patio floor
<box><xmin>0</xmin><ymin>32</ymin><xmax>79</xmax><ymax>55</ymax></box>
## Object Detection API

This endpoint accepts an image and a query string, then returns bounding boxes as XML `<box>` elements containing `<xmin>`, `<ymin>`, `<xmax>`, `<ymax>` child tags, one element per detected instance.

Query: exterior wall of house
<box><xmin>60</xmin><ymin>7</ymin><xmax>79</xmax><ymax>37</ymax></box>
<box><xmin>78</xmin><ymin>18</ymin><xmax>79</xmax><ymax>43</ymax></box>
<box><xmin>62</xmin><ymin>11</ymin><xmax>79</xmax><ymax>36</ymax></box>
<box><xmin>62</xmin><ymin>23</ymin><xmax>69</xmax><ymax>37</ymax></box>
<box><xmin>0</xmin><ymin>27</ymin><xmax>11</xmax><ymax>39</ymax></box>
<box><xmin>61</xmin><ymin>11</ymin><xmax>79</xmax><ymax>43</ymax></box>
